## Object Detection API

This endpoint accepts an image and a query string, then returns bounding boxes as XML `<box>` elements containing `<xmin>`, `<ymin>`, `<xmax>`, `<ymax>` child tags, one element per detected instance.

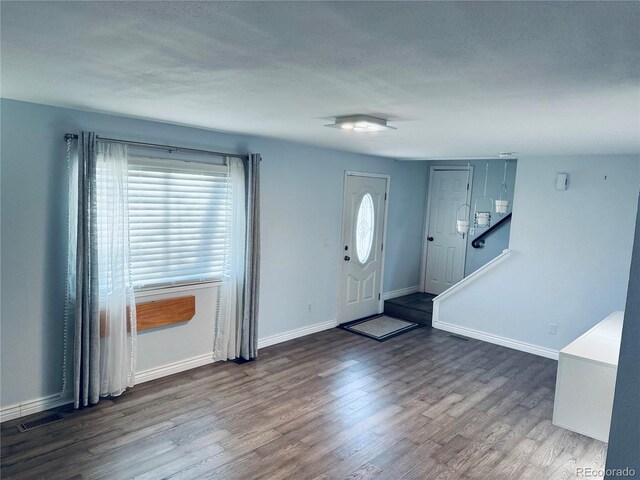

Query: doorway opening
<box><xmin>419</xmin><ymin>160</ymin><xmax>517</xmax><ymax>296</ymax></box>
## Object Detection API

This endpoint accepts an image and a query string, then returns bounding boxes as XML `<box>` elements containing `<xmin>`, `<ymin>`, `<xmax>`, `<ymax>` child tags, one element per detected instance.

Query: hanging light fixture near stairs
<box><xmin>495</xmin><ymin>160</ymin><xmax>510</xmax><ymax>215</ymax></box>
<box><xmin>474</xmin><ymin>161</ymin><xmax>493</xmax><ymax>229</ymax></box>
<box><xmin>456</xmin><ymin>163</ymin><xmax>472</xmax><ymax>237</ymax></box>
<box><xmin>456</xmin><ymin>203</ymin><xmax>471</xmax><ymax>237</ymax></box>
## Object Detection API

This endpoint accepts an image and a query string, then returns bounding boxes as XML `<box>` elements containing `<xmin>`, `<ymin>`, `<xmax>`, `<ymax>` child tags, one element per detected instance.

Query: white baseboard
<box><xmin>136</xmin><ymin>319</ymin><xmax>340</xmax><ymax>383</ymax></box>
<box><xmin>1</xmin><ymin>392</ymin><xmax>73</xmax><ymax>423</ymax></box>
<box><xmin>258</xmin><ymin>319</ymin><xmax>338</xmax><ymax>349</ymax></box>
<box><xmin>2</xmin><ymin>319</ymin><xmax>339</xmax><ymax>422</ymax></box>
<box><xmin>1</xmin><ymin>405</ymin><xmax>21</xmax><ymax>422</ymax></box>
<box><xmin>1</xmin><ymin>353</ymin><xmax>217</xmax><ymax>421</ymax></box>
<box><xmin>382</xmin><ymin>285</ymin><xmax>420</xmax><ymax>301</ymax></box>
<box><xmin>551</xmin><ymin>419</ymin><xmax>607</xmax><ymax>443</ymax></box>
<box><xmin>432</xmin><ymin>320</ymin><xmax>559</xmax><ymax>360</ymax></box>
<box><xmin>135</xmin><ymin>353</ymin><xmax>215</xmax><ymax>384</ymax></box>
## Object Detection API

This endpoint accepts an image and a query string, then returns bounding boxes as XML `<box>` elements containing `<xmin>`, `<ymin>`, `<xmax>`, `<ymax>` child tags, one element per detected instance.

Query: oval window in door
<box><xmin>356</xmin><ymin>193</ymin><xmax>375</xmax><ymax>263</ymax></box>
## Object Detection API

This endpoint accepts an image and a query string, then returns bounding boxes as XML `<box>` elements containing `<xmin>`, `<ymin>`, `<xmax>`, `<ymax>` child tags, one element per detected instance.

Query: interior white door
<box><xmin>338</xmin><ymin>173</ymin><xmax>388</xmax><ymax>323</ymax></box>
<box><xmin>424</xmin><ymin>169</ymin><xmax>471</xmax><ymax>295</ymax></box>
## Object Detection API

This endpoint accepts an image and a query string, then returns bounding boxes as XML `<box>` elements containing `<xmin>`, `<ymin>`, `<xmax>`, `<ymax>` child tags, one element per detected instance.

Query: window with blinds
<box><xmin>126</xmin><ymin>157</ymin><xmax>230</xmax><ymax>290</ymax></box>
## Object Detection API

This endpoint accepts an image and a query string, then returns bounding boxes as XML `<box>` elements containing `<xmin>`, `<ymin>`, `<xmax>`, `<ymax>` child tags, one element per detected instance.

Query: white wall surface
<box><xmin>436</xmin><ymin>155</ymin><xmax>639</xmax><ymax>352</ymax></box>
<box><xmin>0</xmin><ymin>99</ymin><xmax>428</xmax><ymax>408</ymax></box>
<box><xmin>134</xmin><ymin>286</ymin><xmax>218</xmax><ymax>373</ymax></box>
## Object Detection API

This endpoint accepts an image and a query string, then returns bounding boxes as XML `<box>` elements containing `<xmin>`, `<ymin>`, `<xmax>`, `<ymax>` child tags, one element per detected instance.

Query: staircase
<box><xmin>384</xmin><ymin>292</ymin><xmax>435</xmax><ymax>326</ymax></box>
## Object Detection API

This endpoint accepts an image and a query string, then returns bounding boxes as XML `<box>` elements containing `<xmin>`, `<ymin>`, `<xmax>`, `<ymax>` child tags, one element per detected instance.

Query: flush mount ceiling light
<box><xmin>325</xmin><ymin>115</ymin><xmax>396</xmax><ymax>132</ymax></box>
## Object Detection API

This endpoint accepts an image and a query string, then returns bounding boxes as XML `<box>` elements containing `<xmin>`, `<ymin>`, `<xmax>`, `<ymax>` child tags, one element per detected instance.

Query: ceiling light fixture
<box><xmin>325</xmin><ymin>115</ymin><xmax>396</xmax><ymax>132</ymax></box>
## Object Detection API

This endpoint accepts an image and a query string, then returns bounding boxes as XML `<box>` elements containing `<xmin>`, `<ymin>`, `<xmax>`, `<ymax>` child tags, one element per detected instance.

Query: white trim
<box><xmin>432</xmin><ymin>320</ymin><xmax>559</xmax><ymax>360</ymax></box>
<box><xmin>0</xmin><ymin>392</ymin><xmax>73</xmax><ymax>423</ymax></box>
<box><xmin>550</xmin><ymin>419</ymin><xmax>607</xmax><ymax>443</ymax></box>
<box><xmin>136</xmin><ymin>318</ymin><xmax>340</xmax><ymax>385</ymax></box>
<box><xmin>382</xmin><ymin>285</ymin><xmax>420</xmax><ymax>301</ymax></box>
<box><xmin>258</xmin><ymin>319</ymin><xmax>338</xmax><ymax>349</ymax></box>
<box><xmin>432</xmin><ymin>249</ymin><xmax>511</xmax><ymax>328</ymax></box>
<box><xmin>1</xmin><ymin>405</ymin><xmax>21</xmax><ymax>422</ymax></box>
<box><xmin>136</xmin><ymin>319</ymin><xmax>340</xmax><ymax>383</ymax></box>
<box><xmin>379</xmin><ymin>175</ymin><xmax>390</xmax><ymax>314</ymax></box>
<box><xmin>433</xmin><ymin>249</ymin><xmax>512</xmax><ymax>304</ymax></box>
<box><xmin>398</xmin><ymin>156</ymin><xmax>518</xmax><ymax>162</ymax></box>
<box><xmin>134</xmin><ymin>281</ymin><xmax>220</xmax><ymax>298</ymax></box>
<box><xmin>129</xmin><ymin>155</ymin><xmax>228</xmax><ymax>174</ymax></box>
<box><xmin>337</xmin><ymin>171</ymin><xmax>391</xmax><ymax>323</ymax></box>
<box><xmin>420</xmin><ymin>165</ymin><xmax>474</xmax><ymax>293</ymax></box>
<box><xmin>430</xmin><ymin>248</ymin><xmax>557</xmax><ymax>361</ymax></box>
<box><xmin>135</xmin><ymin>353</ymin><xmax>215</xmax><ymax>384</ymax></box>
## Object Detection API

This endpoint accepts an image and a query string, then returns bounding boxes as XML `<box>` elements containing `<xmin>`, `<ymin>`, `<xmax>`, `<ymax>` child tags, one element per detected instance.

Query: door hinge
<box><xmin>381</xmin><ymin>242</ymin><xmax>384</xmax><ymax>251</ymax></box>
<box><xmin>467</xmin><ymin>182</ymin><xmax>470</xmax><ymax>190</ymax></box>
<box><xmin>378</xmin><ymin>293</ymin><xmax>381</xmax><ymax>300</ymax></box>
<box><xmin>384</xmin><ymin>192</ymin><xmax>387</xmax><ymax>201</ymax></box>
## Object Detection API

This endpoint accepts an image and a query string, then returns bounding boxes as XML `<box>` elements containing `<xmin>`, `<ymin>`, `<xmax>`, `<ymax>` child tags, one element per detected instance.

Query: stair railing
<box><xmin>471</xmin><ymin>213</ymin><xmax>512</xmax><ymax>249</ymax></box>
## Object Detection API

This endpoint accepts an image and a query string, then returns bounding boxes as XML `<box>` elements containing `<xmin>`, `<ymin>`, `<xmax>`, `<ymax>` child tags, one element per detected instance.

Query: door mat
<box><xmin>340</xmin><ymin>315</ymin><xmax>420</xmax><ymax>341</ymax></box>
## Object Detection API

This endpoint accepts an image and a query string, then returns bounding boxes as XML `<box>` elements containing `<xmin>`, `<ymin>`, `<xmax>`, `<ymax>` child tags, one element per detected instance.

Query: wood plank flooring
<box><xmin>1</xmin><ymin>327</ymin><xmax>607</xmax><ymax>479</ymax></box>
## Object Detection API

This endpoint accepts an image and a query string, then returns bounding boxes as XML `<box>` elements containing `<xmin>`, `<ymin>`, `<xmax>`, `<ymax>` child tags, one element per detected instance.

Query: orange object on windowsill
<box><xmin>100</xmin><ymin>295</ymin><xmax>195</xmax><ymax>337</ymax></box>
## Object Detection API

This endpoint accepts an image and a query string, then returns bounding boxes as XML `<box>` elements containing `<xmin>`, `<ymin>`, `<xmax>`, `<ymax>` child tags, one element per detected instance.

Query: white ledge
<box><xmin>433</xmin><ymin>249</ymin><xmax>512</xmax><ymax>304</ymax></box>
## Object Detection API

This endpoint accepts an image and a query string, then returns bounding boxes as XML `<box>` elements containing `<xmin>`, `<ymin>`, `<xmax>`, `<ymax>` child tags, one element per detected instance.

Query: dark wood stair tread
<box><xmin>384</xmin><ymin>293</ymin><xmax>435</xmax><ymax>326</ymax></box>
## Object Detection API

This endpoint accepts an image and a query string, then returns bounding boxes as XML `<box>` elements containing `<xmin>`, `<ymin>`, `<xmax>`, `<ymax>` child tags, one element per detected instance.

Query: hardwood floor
<box><xmin>1</xmin><ymin>327</ymin><xmax>607</xmax><ymax>479</ymax></box>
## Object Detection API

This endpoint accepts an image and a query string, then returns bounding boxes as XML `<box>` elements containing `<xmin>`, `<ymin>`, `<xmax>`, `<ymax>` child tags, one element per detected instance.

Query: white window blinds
<box><xmin>127</xmin><ymin>157</ymin><xmax>230</xmax><ymax>289</ymax></box>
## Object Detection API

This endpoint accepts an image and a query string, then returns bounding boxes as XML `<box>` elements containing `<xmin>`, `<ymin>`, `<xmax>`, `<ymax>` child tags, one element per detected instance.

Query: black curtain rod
<box><xmin>64</xmin><ymin>133</ymin><xmax>248</xmax><ymax>160</ymax></box>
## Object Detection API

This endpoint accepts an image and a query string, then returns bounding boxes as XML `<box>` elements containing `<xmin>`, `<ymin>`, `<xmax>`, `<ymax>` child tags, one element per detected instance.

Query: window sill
<box><xmin>134</xmin><ymin>280</ymin><xmax>222</xmax><ymax>298</ymax></box>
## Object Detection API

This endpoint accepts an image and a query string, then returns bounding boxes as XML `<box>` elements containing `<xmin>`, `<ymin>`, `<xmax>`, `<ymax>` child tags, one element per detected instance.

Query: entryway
<box><xmin>337</xmin><ymin>172</ymin><xmax>389</xmax><ymax>324</ymax></box>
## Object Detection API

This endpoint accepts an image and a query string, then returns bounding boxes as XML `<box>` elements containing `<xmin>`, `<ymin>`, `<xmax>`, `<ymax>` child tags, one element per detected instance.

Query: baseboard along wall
<box><xmin>1</xmin><ymin>318</ymin><xmax>339</xmax><ymax>422</ymax></box>
<box><xmin>3</xmin><ymin>314</ymin><xmax>557</xmax><ymax>422</ymax></box>
<box><xmin>382</xmin><ymin>285</ymin><xmax>420</xmax><ymax>301</ymax></box>
<box><xmin>432</xmin><ymin>320</ymin><xmax>559</xmax><ymax>360</ymax></box>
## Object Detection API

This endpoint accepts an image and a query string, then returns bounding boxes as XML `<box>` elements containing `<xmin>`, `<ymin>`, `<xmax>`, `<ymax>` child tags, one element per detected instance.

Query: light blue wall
<box><xmin>424</xmin><ymin>159</ymin><xmax>517</xmax><ymax>276</ymax></box>
<box><xmin>436</xmin><ymin>155</ymin><xmax>639</xmax><ymax>352</ymax></box>
<box><xmin>0</xmin><ymin>99</ymin><xmax>429</xmax><ymax>407</ymax></box>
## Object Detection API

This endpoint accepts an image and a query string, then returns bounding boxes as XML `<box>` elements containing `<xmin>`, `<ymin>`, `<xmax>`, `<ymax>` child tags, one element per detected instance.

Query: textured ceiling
<box><xmin>1</xmin><ymin>1</ymin><xmax>639</xmax><ymax>158</ymax></box>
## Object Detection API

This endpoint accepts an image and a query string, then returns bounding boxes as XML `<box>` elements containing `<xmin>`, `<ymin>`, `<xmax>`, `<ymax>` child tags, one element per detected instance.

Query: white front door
<box><xmin>423</xmin><ymin>168</ymin><xmax>472</xmax><ymax>295</ymax></box>
<box><xmin>338</xmin><ymin>173</ymin><xmax>388</xmax><ymax>323</ymax></box>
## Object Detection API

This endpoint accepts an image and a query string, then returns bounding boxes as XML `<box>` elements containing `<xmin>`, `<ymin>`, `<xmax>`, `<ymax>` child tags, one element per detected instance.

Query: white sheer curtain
<box><xmin>64</xmin><ymin>136</ymin><xmax>136</xmax><ymax>407</ymax></box>
<box><xmin>95</xmin><ymin>142</ymin><xmax>137</xmax><ymax>396</ymax></box>
<box><xmin>214</xmin><ymin>157</ymin><xmax>246</xmax><ymax>361</ymax></box>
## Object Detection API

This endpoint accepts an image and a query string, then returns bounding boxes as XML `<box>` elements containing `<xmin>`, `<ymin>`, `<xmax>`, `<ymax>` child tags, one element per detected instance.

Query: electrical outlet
<box><xmin>548</xmin><ymin>323</ymin><xmax>557</xmax><ymax>335</ymax></box>
<box><xmin>470</xmin><ymin>227</ymin><xmax>475</xmax><ymax>236</ymax></box>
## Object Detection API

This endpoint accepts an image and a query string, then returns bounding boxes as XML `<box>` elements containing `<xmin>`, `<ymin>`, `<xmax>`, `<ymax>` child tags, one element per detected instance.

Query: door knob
<box><xmin>427</xmin><ymin>236</ymin><xmax>434</xmax><ymax>242</ymax></box>
<box><xmin>344</xmin><ymin>255</ymin><xmax>351</xmax><ymax>261</ymax></box>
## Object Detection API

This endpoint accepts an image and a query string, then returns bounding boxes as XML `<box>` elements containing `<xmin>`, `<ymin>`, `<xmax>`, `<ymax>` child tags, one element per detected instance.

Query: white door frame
<box><xmin>419</xmin><ymin>165</ymin><xmax>474</xmax><ymax>293</ymax></box>
<box><xmin>337</xmin><ymin>171</ymin><xmax>391</xmax><ymax>323</ymax></box>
